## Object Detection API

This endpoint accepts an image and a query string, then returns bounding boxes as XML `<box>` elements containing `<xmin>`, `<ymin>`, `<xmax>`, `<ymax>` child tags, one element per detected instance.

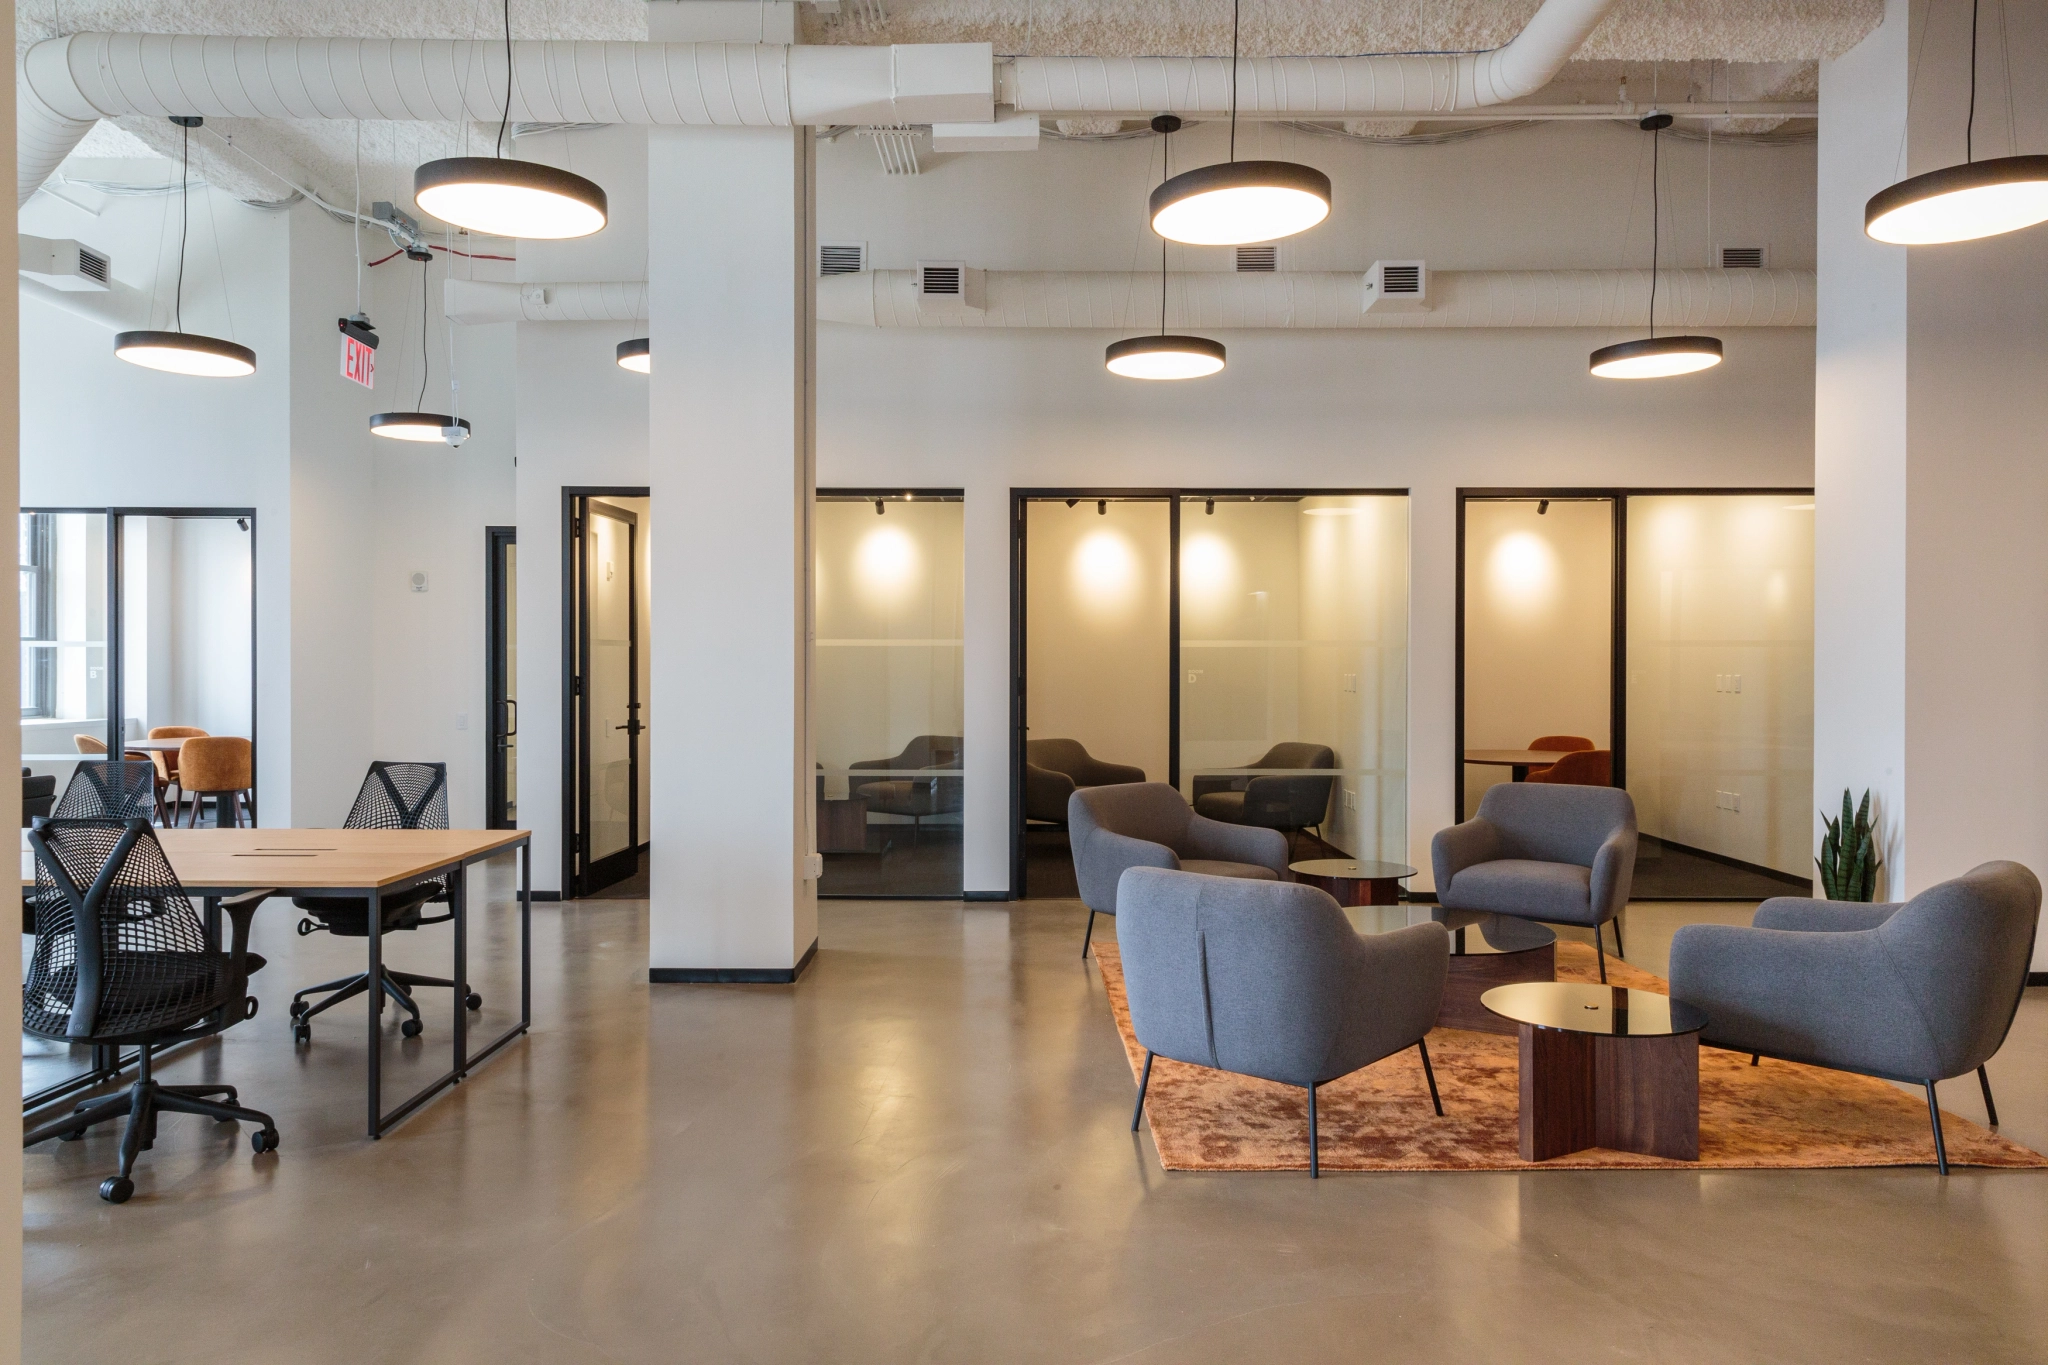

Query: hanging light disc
<box><xmin>1149</xmin><ymin>161</ymin><xmax>1331</xmax><ymax>246</ymax></box>
<box><xmin>1864</xmin><ymin>155</ymin><xmax>2048</xmax><ymax>245</ymax></box>
<box><xmin>113</xmin><ymin>330</ymin><xmax>256</xmax><ymax>377</ymax></box>
<box><xmin>414</xmin><ymin>157</ymin><xmax>608</xmax><ymax>239</ymax></box>
<box><xmin>616</xmin><ymin>338</ymin><xmax>651</xmax><ymax>373</ymax></box>
<box><xmin>1105</xmin><ymin>334</ymin><xmax>1227</xmax><ymax>380</ymax></box>
<box><xmin>1589</xmin><ymin>335</ymin><xmax>1724</xmax><ymax>379</ymax></box>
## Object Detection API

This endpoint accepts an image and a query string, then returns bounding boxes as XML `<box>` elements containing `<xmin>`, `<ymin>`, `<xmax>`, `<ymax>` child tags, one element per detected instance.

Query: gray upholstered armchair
<box><xmin>850</xmin><ymin>735</ymin><xmax>963</xmax><ymax>846</ymax></box>
<box><xmin>1191</xmin><ymin>741</ymin><xmax>1337</xmax><ymax>853</ymax></box>
<box><xmin>1670</xmin><ymin>861</ymin><xmax>2040</xmax><ymax>1173</ymax></box>
<box><xmin>1068</xmin><ymin>783</ymin><xmax>1289</xmax><ymax>958</ymax></box>
<box><xmin>1024</xmin><ymin>738</ymin><xmax>1146</xmax><ymax>825</ymax></box>
<box><xmin>1118</xmin><ymin>867</ymin><xmax>1450</xmax><ymax>1177</ymax></box>
<box><xmin>1431</xmin><ymin>783</ymin><xmax>1637</xmax><ymax>981</ymax></box>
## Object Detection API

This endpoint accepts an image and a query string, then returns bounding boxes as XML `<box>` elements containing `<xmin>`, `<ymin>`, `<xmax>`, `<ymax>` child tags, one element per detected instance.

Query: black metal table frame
<box><xmin>23</xmin><ymin>835</ymin><xmax>531</xmax><ymax>1140</ymax></box>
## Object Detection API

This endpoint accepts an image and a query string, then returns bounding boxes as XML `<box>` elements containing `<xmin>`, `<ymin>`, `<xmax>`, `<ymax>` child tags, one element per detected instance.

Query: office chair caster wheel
<box><xmin>289</xmin><ymin>1000</ymin><xmax>309</xmax><ymax>1021</ymax></box>
<box><xmin>465</xmin><ymin>992</ymin><xmax>483</xmax><ymax>1011</ymax></box>
<box><xmin>400</xmin><ymin>1018</ymin><xmax>423</xmax><ymax>1039</ymax></box>
<box><xmin>250</xmin><ymin>1129</ymin><xmax>279</xmax><ymax>1155</ymax></box>
<box><xmin>292</xmin><ymin>1023</ymin><xmax>311</xmax><ymax>1046</ymax></box>
<box><xmin>99</xmin><ymin>1177</ymin><xmax>134</xmax><ymax>1204</ymax></box>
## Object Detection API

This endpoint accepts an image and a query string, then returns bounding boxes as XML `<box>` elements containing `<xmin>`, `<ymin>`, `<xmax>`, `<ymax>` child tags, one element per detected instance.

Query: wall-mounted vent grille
<box><xmin>1380</xmin><ymin>264</ymin><xmax>1422</xmax><ymax>295</ymax></box>
<box><xmin>819</xmin><ymin>242</ymin><xmax>866</xmax><ymax>276</ymax></box>
<box><xmin>75</xmin><ymin>247</ymin><xmax>110</xmax><ymax>284</ymax></box>
<box><xmin>1720</xmin><ymin>246</ymin><xmax>1765</xmax><ymax>269</ymax></box>
<box><xmin>1235</xmin><ymin>245</ymin><xmax>1278</xmax><ymax>272</ymax></box>
<box><xmin>919</xmin><ymin>263</ymin><xmax>962</xmax><ymax>296</ymax></box>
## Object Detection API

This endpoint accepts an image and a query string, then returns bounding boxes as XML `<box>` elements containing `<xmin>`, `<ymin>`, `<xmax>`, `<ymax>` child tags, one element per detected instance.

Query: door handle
<box><xmin>614</xmin><ymin>723</ymin><xmax>645</xmax><ymax>735</ymax></box>
<box><xmin>504</xmin><ymin>698</ymin><xmax>518</xmax><ymax>736</ymax></box>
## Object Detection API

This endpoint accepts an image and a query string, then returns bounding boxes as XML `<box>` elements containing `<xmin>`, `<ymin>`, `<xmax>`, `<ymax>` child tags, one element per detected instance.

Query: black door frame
<box><xmin>1454</xmin><ymin>487</ymin><xmax>1815</xmax><ymax>875</ymax></box>
<box><xmin>22</xmin><ymin>505</ymin><xmax>259</xmax><ymax>822</ymax></box>
<box><xmin>484</xmin><ymin>525</ymin><xmax>516</xmax><ymax>830</ymax></box>
<box><xmin>1009</xmin><ymin>487</ymin><xmax>1408</xmax><ymax>899</ymax></box>
<box><xmin>560</xmin><ymin>487</ymin><xmax>649</xmax><ymax>898</ymax></box>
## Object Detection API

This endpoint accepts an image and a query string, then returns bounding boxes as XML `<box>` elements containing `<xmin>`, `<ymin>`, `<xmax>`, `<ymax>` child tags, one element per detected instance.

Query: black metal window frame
<box><xmin>19</xmin><ymin>511</ymin><xmax>57</xmax><ymax>718</ymax></box>
<box><xmin>484</xmin><ymin>525</ymin><xmax>517</xmax><ymax>831</ymax></box>
<box><xmin>1008</xmin><ymin>487</ymin><xmax>1411</xmax><ymax>900</ymax></box>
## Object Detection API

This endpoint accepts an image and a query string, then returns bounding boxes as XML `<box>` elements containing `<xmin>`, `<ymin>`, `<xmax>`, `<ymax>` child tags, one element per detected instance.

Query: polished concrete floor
<box><xmin>22</xmin><ymin>882</ymin><xmax>2048</xmax><ymax>1364</ymax></box>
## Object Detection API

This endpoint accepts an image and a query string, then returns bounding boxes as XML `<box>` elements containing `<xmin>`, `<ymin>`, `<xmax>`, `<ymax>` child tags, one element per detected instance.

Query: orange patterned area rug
<box><xmin>1094</xmin><ymin>939</ymin><xmax>2048</xmax><ymax>1172</ymax></box>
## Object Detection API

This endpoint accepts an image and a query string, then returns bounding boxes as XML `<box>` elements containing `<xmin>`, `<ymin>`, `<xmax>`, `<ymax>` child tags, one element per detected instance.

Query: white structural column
<box><xmin>645</xmin><ymin>123</ymin><xmax>819</xmax><ymax>978</ymax></box>
<box><xmin>1816</xmin><ymin>0</ymin><xmax>2048</xmax><ymax>968</ymax></box>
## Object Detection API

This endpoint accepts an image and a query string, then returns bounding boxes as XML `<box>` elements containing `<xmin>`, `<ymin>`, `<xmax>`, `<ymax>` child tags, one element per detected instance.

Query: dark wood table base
<box><xmin>1292</xmin><ymin>869</ymin><xmax>1403</xmax><ymax>906</ymax></box>
<box><xmin>1440</xmin><ymin>943</ymin><xmax>1556</xmax><ymax>1034</ymax></box>
<box><xmin>1518</xmin><ymin>1026</ymin><xmax>1700</xmax><ymax>1161</ymax></box>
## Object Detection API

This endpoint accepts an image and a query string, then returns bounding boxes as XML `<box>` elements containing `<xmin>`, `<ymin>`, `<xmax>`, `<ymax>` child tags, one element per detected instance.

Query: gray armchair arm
<box><xmin>1074</xmin><ymin>828</ymin><xmax>1178</xmax><ymax>914</ymax></box>
<box><xmin>1329</xmin><ymin>922</ymin><xmax>1450</xmax><ymax>1074</ymax></box>
<box><xmin>1183</xmin><ymin>815</ymin><xmax>1289</xmax><ymax>874</ymax></box>
<box><xmin>1588</xmin><ymin>827</ymin><xmax>1638</xmax><ymax>925</ymax></box>
<box><xmin>1431</xmin><ymin>818</ymin><xmax>1501</xmax><ymax>893</ymax></box>
<box><xmin>1078</xmin><ymin>756</ymin><xmax>1148</xmax><ymax>787</ymax></box>
<box><xmin>1753</xmin><ymin>898</ymin><xmax>1902</xmax><ymax>933</ymax></box>
<box><xmin>1023</xmin><ymin>763</ymin><xmax>1077</xmax><ymax>823</ymax></box>
<box><xmin>1669</xmin><ymin>923</ymin><xmax>1936</xmax><ymax>1078</ymax></box>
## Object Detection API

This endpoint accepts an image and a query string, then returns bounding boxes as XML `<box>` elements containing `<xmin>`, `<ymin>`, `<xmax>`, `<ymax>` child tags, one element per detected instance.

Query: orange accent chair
<box><xmin>1525</xmin><ymin>734</ymin><xmax>1595</xmax><ymax>779</ymax></box>
<box><xmin>1525</xmin><ymin>749</ymin><xmax>1613</xmax><ymax>787</ymax></box>
<box><xmin>177</xmin><ymin>736</ymin><xmax>255</xmax><ymax>827</ymax></box>
<box><xmin>146</xmin><ymin>726</ymin><xmax>208</xmax><ymax>823</ymax></box>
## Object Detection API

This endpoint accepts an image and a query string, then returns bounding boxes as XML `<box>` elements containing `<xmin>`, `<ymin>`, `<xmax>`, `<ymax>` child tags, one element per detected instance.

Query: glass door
<box><xmin>485</xmin><ymin>527</ymin><xmax>517</xmax><ymax>829</ymax></box>
<box><xmin>576</xmin><ymin>499</ymin><xmax>640</xmax><ymax>894</ymax></box>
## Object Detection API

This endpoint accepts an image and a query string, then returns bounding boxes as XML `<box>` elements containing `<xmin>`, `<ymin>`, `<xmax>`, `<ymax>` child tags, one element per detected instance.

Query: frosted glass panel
<box><xmin>815</xmin><ymin>495</ymin><xmax>965</xmax><ymax>896</ymax></box>
<box><xmin>1179</xmin><ymin>495</ymin><xmax>1409</xmax><ymax>863</ymax></box>
<box><xmin>1625</xmin><ymin>495</ymin><xmax>1814</xmax><ymax>879</ymax></box>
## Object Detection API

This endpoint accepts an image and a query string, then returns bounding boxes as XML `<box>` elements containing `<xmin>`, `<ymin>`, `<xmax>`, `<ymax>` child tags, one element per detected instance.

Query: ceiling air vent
<box><xmin>1362</xmin><ymin>260</ymin><xmax>1429</xmax><ymax>313</ymax></box>
<box><xmin>1235</xmin><ymin>245</ymin><xmax>1278</xmax><ymax>272</ymax></box>
<box><xmin>819</xmin><ymin>242</ymin><xmax>866</xmax><ymax>276</ymax></box>
<box><xmin>76</xmin><ymin>246</ymin><xmax>110</xmax><ymax>285</ymax></box>
<box><xmin>914</xmin><ymin>260</ymin><xmax>984</xmax><ymax>311</ymax></box>
<box><xmin>1720</xmin><ymin>246</ymin><xmax>1765</xmax><ymax>269</ymax></box>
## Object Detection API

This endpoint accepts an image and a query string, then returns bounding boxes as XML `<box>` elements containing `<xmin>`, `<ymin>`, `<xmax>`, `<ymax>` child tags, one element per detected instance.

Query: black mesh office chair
<box><xmin>287</xmin><ymin>762</ymin><xmax>481</xmax><ymax>1045</ymax></box>
<box><xmin>55</xmin><ymin>760</ymin><xmax>163</xmax><ymax>824</ymax></box>
<box><xmin>21</xmin><ymin>817</ymin><xmax>278</xmax><ymax>1204</ymax></box>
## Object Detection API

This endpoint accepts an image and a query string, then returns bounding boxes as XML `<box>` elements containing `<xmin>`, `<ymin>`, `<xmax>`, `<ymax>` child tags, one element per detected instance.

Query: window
<box><xmin>19</xmin><ymin>513</ymin><xmax>55</xmax><ymax>717</ymax></box>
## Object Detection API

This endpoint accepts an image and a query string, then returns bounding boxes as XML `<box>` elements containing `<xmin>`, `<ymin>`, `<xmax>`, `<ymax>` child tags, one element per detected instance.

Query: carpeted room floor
<box><xmin>22</xmin><ymin>881</ymin><xmax>2048</xmax><ymax>1363</ymax></box>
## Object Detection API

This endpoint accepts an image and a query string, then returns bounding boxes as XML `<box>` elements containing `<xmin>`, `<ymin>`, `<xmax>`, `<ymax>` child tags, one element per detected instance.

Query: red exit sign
<box><xmin>341</xmin><ymin>334</ymin><xmax>375</xmax><ymax>388</ymax></box>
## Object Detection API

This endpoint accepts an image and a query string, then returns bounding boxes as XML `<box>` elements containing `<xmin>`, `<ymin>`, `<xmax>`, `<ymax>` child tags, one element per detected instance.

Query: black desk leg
<box><xmin>452</xmin><ymin>863</ymin><xmax>468</xmax><ymax>1081</ymax></box>
<box><xmin>521</xmin><ymin>840</ymin><xmax>532</xmax><ymax>1028</ymax></box>
<box><xmin>366</xmin><ymin>885</ymin><xmax>383</xmax><ymax>1140</ymax></box>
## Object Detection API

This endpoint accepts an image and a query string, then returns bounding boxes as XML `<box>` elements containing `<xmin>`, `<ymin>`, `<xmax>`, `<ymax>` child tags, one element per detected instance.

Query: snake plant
<box><xmin>1817</xmin><ymin>788</ymin><xmax>1881</xmax><ymax>901</ymax></box>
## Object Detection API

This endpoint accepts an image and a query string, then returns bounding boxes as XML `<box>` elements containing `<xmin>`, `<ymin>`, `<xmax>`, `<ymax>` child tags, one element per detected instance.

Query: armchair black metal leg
<box><xmin>1595</xmin><ymin>937</ymin><xmax>1608</xmax><ymax>983</ymax></box>
<box><xmin>1131</xmin><ymin>1051</ymin><xmax>1154</xmax><ymax>1132</ymax></box>
<box><xmin>1611</xmin><ymin>916</ymin><xmax>1624</xmax><ymax>957</ymax></box>
<box><xmin>1082</xmin><ymin>910</ymin><xmax>1096</xmax><ymax>960</ymax></box>
<box><xmin>1307</xmin><ymin>1083</ymin><xmax>1319</xmax><ymax>1179</ymax></box>
<box><xmin>1750</xmin><ymin>1054</ymin><xmax>1760</xmax><ymax>1066</ymax></box>
<box><xmin>1978</xmin><ymin>1066</ymin><xmax>1999</xmax><ymax>1127</ymax></box>
<box><xmin>1417</xmin><ymin>1039</ymin><xmax>1444</xmax><ymax>1116</ymax></box>
<box><xmin>1925</xmin><ymin>1081</ymin><xmax>1950</xmax><ymax>1175</ymax></box>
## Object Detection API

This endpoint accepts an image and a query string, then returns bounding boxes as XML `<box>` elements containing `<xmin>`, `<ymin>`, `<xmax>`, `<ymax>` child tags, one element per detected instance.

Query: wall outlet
<box><xmin>455</xmin><ymin>712</ymin><xmax>468</xmax><ymax>731</ymax></box>
<box><xmin>1341</xmin><ymin>672</ymin><xmax>1358</xmax><ymax>694</ymax></box>
<box><xmin>1715</xmin><ymin>790</ymin><xmax>1742</xmax><ymax>812</ymax></box>
<box><xmin>1342</xmin><ymin>788</ymin><xmax>1358</xmax><ymax>811</ymax></box>
<box><xmin>1714</xmin><ymin>673</ymin><xmax>1743</xmax><ymax>693</ymax></box>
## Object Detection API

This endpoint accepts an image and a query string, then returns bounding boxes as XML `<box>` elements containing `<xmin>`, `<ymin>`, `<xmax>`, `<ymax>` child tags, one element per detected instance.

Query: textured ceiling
<box><xmin>20</xmin><ymin>0</ymin><xmax>1876</xmax><ymax>208</ymax></box>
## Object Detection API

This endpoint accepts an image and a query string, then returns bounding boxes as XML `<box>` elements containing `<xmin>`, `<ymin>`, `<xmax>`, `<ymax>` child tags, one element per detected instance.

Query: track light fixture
<box><xmin>1110</xmin><ymin>116</ymin><xmax>1228</xmax><ymax>380</ymax></box>
<box><xmin>413</xmin><ymin>0</ymin><xmax>607</xmax><ymax>239</ymax></box>
<box><xmin>1865</xmin><ymin>0</ymin><xmax>2048</xmax><ymax>245</ymax></box>
<box><xmin>1147</xmin><ymin>1</ymin><xmax>1330</xmax><ymax>246</ymax></box>
<box><xmin>114</xmin><ymin>118</ymin><xmax>256</xmax><ymax>378</ymax></box>
<box><xmin>1205</xmin><ymin>498</ymin><xmax>1216</xmax><ymax>515</ymax></box>
<box><xmin>1097</xmin><ymin>500</ymin><xmax>1107</xmax><ymax>515</ymax></box>
<box><xmin>1591</xmin><ymin>113</ymin><xmax>1724</xmax><ymax>380</ymax></box>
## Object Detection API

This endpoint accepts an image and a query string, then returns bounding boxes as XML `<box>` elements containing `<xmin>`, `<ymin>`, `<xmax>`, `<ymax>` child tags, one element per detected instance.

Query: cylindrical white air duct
<box><xmin>817</xmin><ymin>269</ymin><xmax>1816</xmax><ymax>330</ymax></box>
<box><xmin>18</xmin><ymin>35</ymin><xmax>995</xmax><ymax>206</ymax></box>
<box><xmin>1001</xmin><ymin>0</ymin><xmax>1618</xmax><ymax>115</ymax></box>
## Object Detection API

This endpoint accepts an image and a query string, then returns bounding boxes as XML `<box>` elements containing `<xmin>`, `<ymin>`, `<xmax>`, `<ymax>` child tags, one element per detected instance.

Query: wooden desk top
<box><xmin>24</xmin><ymin>827</ymin><xmax>529</xmax><ymax>892</ymax></box>
<box><xmin>1462</xmin><ymin>749</ymin><xmax>1575</xmax><ymax>767</ymax></box>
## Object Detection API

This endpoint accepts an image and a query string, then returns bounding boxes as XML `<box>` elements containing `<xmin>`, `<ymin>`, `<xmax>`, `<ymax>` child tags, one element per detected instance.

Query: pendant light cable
<box><xmin>1648</xmin><ymin>121</ymin><xmax>1660</xmax><ymax>339</ymax></box>
<box><xmin>1967</xmin><ymin>0</ymin><xmax>1979</xmax><ymax>162</ymax></box>
<box><xmin>1228</xmin><ymin>0</ymin><xmax>1240</xmax><ymax>162</ymax></box>
<box><xmin>354</xmin><ymin>121</ymin><xmax>363</xmax><ymax>314</ymax></box>
<box><xmin>497</xmin><ymin>0</ymin><xmax>512</xmax><ymax>159</ymax></box>
<box><xmin>1160</xmin><ymin>123</ymin><xmax>1170</xmax><ymax>333</ymax></box>
<box><xmin>418</xmin><ymin>254</ymin><xmax>431</xmax><ymax>411</ymax></box>
<box><xmin>176</xmin><ymin>120</ymin><xmax>189</xmax><ymax>332</ymax></box>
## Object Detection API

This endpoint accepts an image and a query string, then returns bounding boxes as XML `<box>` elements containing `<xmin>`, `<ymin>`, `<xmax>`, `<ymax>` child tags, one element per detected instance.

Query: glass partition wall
<box><xmin>815</xmin><ymin>491</ymin><xmax>966</xmax><ymax>897</ymax></box>
<box><xmin>1014</xmin><ymin>491</ymin><xmax>1410</xmax><ymax>897</ymax></box>
<box><xmin>21</xmin><ymin>509</ymin><xmax>256</xmax><ymax>821</ymax></box>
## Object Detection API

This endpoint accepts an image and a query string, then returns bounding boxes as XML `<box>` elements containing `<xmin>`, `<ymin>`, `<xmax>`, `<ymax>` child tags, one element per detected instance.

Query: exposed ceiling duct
<box><xmin>816</xmin><ymin>268</ymin><xmax>1817</xmax><ymax>330</ymax></box>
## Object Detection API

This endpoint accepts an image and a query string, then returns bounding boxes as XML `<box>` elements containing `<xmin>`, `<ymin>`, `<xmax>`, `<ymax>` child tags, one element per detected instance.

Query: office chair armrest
<box><xmin>213</xmin><ymin>889</ymin><xmax>274</xmax><ymax>1028</ymax></box>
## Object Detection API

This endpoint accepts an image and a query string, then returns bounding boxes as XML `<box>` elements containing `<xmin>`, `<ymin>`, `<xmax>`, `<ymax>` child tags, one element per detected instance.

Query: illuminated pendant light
<box><xmin>1865</xmin><ymin>0</ymin><xmax>2048</xmax><ymax>244</ymax></box>
<box><xmin>1110</xmin><ymin>117</ymin><xmax>1226</xmax><ymax>381</ymax></box>
<box><xmin>372</xmin><ymin>253</ymin><xmax>471</xmax><ymax>444</ymax></box>
<box><xmin>114</xmin><ymin>118</ymin><xmax>256</xmax><ymax>378</ymax></box>
<box><xmin>1149</xmin><ymin>0</ymin><xmax>1330</xmax><ymax>246</ymax></box>
<box><xmin>1591</xmin><ymin>113</ymin><xmax>1723</xmax><ymax>380</ymax></box>
<box><xmin>616</xmin><ymin>337</ymin><xmax>650</xmax><ymax>373</ymax></box>
<box><xmin>412</xmin><ymin>3</ymin><xmax>607</xmax><ymax>239</ymax></box>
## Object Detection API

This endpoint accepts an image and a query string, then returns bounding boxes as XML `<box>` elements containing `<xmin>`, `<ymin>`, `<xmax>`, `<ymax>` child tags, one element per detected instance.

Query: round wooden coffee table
<box><xmin>1288</xmin><ymin>858</ymin><xmax>1416</xmax><ymax>907</ymax></box>
<box><xmin>1483</xmin><ymin>982</ymin><xmax>1710</xmax><ymax>1162</ymax></box>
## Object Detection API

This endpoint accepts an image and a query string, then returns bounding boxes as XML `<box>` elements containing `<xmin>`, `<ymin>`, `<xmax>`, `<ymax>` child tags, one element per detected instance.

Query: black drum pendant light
<box><xmin>1110</xmin><ymin>117</ymin><xmax>1227</xmax><ymax>380</ymax></box>
<box><xmin>413</xmin><ymin>0</ymin><xmax>607</xmax><ymax>239</ymax></box>
<box><xmin>1590</xmin><ymin>113</ymin><xmax>1724</xmax><ymax>380</ymax></box>
<box><xmin>1149</xmin><ymin>0</ymin><xmax>1331</xmax><ymax>246</ymax></box>
<box><xmin>1865</xmin><ymin>0</ymin><xmax>2048</xmax><ymax>244</ymax></box>
<box><xmin>113</xmin><ymin>118</ymin><xmax>257</xmax><ymax>378</ymax></box>
<box><xmin>616</xmin><ymin>337</ymin><xmax>650</xmax><ymax>373</ymax></box>
<box><xmin>372</xmin><ymin>255</ymin><xmax>472</xmax><ymax>444</ymax></box>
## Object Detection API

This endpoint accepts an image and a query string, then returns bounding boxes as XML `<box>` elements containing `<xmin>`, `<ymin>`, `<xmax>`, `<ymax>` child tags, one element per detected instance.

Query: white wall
<box><xmin>2</xmin><ymin>16</ymin><xmax>25</xmax><ymax>1349</ymax></box>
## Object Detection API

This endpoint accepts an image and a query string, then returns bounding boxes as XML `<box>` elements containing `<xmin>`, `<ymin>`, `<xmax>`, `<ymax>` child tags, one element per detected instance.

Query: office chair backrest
<box><xmin>54</xmin><ymin>761</ymin><xmax>159</xmax><ymax>821</ymax></box>
<box><xmin>344</xmin><ymin>761</ymin><xmax>450</xmax><ymax>832</ymax></box>
<box><xmin>25</xmin><ymin>817</ymin><xmax>209</xmax><ymax>1041</ymax></box>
